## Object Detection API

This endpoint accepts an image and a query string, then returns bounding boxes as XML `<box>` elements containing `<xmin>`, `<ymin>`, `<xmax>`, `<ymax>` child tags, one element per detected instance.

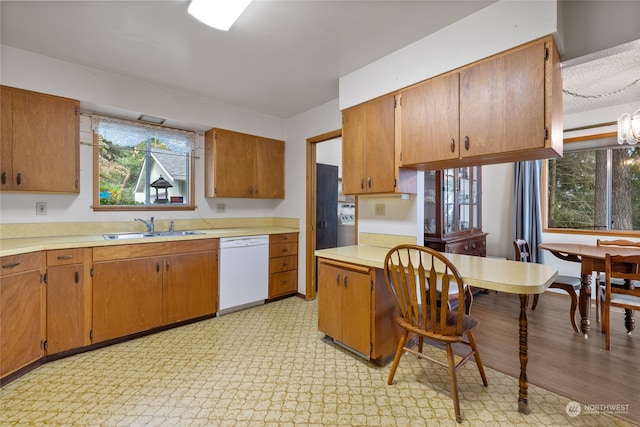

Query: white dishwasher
<box><xmin>218</xmin><ymin>235</ymin><xmax>269</xmax><ymax>315</ymax></box>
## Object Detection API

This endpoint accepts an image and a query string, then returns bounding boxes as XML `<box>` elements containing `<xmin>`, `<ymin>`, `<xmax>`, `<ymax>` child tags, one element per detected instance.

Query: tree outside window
<box><xmin>547</xmin><ymin>140</ymin><xmax>640</xmax><ymax>232</ymax></box>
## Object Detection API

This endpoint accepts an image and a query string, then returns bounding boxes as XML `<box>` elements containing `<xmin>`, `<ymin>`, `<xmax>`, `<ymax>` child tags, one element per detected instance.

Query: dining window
<box><xmin>546</xmin><ymin>132</ymin><xmax>640</xmax><ymax>232</ymax></box>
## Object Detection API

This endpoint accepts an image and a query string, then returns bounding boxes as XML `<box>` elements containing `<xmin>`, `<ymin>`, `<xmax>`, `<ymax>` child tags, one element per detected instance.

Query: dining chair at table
<box><xmin>513</xmin><ymin>239</ymin><xmax>581</xmax><ymax>333</ymax></box>
<box><xmin>383</xmin><ymin>244</ymin><xmax>488</xmax><ymax>423</ymax></box>
<box><xmin>595</xmin><ymin>239</ymin><xmax>640</xmax><ymax>323</ymax></box>
<box><xmin>602</xmin><ymin>253</ymin><xmax>640</xmax><ymax>351</ymax></box>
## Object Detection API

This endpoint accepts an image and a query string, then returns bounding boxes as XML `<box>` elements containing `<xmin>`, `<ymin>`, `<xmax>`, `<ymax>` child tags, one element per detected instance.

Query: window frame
<box><xmin>542</xmin><ymin>130</ymin><xmax>640</xmax><ymax>237</ymax></box>
<box><xmin>91</xmin><ymin>116</ymin><xmax>196</xmax><ymax>212</ymax></box>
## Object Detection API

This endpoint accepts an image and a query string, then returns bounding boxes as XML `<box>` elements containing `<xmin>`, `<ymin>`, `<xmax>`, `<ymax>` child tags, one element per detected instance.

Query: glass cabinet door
<box><xmin>424</xmin><ymin>171</ymin><xmax>437</xmax><ymax>234</ymax></box>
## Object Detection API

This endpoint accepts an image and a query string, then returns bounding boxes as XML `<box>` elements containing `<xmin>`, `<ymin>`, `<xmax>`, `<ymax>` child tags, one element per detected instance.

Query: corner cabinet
<box><xmin>317</xmin><ymin>258</ymin><xmax>401</xmax><ymax>365</ymax></box>
<box><xmin>341</xmin><ymin>93</ymin><xmax>417</xmax><ymax>195</ymax></box>
<box><xmin>0</xmin><ymin>86</ymin><xmax>80</xmax><ymax>193</ymax></box>
<box><xmin>204</xmin><ymin>128</ymin><xmax>285</xmax><ymax>199</ymax></box>
<box><xmin>398</xmin><ymin>35</ymin><xmax>562</xmax><ymax>170</ymax></box>
<box><xmin>424</xmin><ymin>167</ymin><xmax>487</xmax><ymax>256</ymax></box>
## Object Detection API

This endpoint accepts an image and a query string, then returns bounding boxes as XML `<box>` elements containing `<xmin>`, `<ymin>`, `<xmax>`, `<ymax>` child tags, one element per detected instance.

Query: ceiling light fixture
<box><xmin>188</xmin><ymin>0</ymin><xmax>252</xmax><ymax>31</ymax></box>
<box><xmin>618</xmin><ymin>109</ymin><xmax>640</xmax><ymax>145</ymax></box>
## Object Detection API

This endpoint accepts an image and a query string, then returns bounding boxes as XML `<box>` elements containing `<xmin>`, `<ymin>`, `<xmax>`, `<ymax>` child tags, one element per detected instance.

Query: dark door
<box><xmin>316</xmin><ymin>163</ymin><xmax>338</xmax><ymax>250</ymax></box>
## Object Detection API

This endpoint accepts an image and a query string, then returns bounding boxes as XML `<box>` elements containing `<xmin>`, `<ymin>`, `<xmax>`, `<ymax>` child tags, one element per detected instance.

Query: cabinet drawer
<box><xmin>270</xmin><ymin>233</ymin><xmax>298</xmax><ymax>244</ymax></box>
<box><xmin>46</xmin><ymin>248</ymin><xmax>88</xmax><ymax>266</ymax></box>
<box><xmin>269</xmin><ymin>242</ymin><xmax>298</xmax><ymax>258</ymax></box>
<box><xmin>1</xmin><ymin>251</ymin><xmax>43</xmax><ymax>276</ymax></box>
<box><xmin>269</xmin><ymin>270</ymin><xmax>297</xmax><ymax>298</ymax></box>
<box><xmin>446</xmin><ymin>236</ymin><xmax>486</xmax><ymax>255</ymax></box>
<box><xmin>269</xmin><ymin>255</ymin><xmax>297</xmax><ymax>273</ymax></box>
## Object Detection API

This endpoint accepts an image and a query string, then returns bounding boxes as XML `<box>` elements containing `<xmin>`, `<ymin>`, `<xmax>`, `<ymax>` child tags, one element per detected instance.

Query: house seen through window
<box><xmin>546</xmin><ymin>132</ymin><xmax>640</xmax><ymax>232</ymax></box>
<box><xmin>93</xmin><ymin>116</ymin><xmax>195</xmax><ymax>210</ymax></box>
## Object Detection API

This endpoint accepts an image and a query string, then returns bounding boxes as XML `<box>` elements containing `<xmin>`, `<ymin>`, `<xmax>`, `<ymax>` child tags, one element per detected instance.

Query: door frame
<box><xmin>305</xmin><ymin>129</ymin><xmax>342</xmax><ymax>300</ymax></box>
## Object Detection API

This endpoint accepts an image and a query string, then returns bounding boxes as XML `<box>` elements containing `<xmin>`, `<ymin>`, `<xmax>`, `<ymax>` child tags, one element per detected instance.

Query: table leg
<box><xmin>518</xmin><ymin>294</ymin><xmax>529</xmax><ymax>415</ymax></box>
<box><xmin>625</xmin><ymin>279</ymin><xmax>635</xmax><ymax>334</ymax></box>
<box><xmin>578</xmin><ymin>272</ymin><xmax>591</xmax><ymax>338</ymax></box>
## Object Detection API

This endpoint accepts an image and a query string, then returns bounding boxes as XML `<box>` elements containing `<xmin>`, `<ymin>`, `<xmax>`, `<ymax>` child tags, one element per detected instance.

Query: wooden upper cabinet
<box><xmin>204</xmin><ymin>128</ymin><xmax>285</xmax><ymax>199</ymax></box>
<box><xmin>399</xmin><ymin>35</ymin><xmax>562</xmax><ymax>170</ymax></box>
<box><xmin>0</xmin><ymin>86</ymin><xmax>80</xmax><ymax>193</ymax></box>
<box><xmin>342</xmin><ymin>93</ymin><xmax>415</xmax><ymax>195</ymax></box>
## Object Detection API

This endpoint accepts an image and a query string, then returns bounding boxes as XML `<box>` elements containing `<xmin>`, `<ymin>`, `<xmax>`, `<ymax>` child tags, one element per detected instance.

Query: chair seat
<box><xmin>610</xmin><ymin>293</ymin><xmax>640</xmax><ymax>308</ymax></box>
<box><xmin>554</xmin><ymin>275</ymin><xmax>581</xmax><ymax>289</ymax></box>
<box><xmin>398</xmin><ymin>309</ymin><xmax>479</xmax><ymax>341</ymax></box>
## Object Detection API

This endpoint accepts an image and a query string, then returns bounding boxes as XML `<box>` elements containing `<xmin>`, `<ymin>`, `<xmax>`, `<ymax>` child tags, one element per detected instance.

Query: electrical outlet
<box><xmin>374</xmin><ymin>203</ymin><xmax>385</xmax><ymax>216</ymax></box>
<box><xmin>216</xmin><ymin>203</ymin><xmax>226</xmax><ymax>213</ymax></box>
<box><xmin>36</xmin><ymin>202</ymin><xmax>48</xmax><ymax>215</ymax></box>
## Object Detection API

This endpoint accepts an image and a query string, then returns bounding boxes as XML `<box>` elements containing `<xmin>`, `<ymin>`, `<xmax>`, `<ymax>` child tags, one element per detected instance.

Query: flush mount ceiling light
<box><xmin>188</xmin><ymin>0</ymin><xmax>252</xmax><ymax>31</ymax></box>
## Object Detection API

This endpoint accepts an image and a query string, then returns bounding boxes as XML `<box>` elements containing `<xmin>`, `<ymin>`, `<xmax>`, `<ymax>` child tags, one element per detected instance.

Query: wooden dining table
<box><xmin>539</xmin><ymin>242</ymin><xmax>640</xmax><ymax>338</ymax></box>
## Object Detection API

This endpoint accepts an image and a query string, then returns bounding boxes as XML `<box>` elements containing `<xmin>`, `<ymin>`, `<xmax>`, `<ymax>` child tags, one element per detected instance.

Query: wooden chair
<box><xmin>595</xmin><ymin>239</ymin><xmax>640</xmax><ymax>323</ymax></box>
<box><xmin>383</xmin><ymin>244</ymin><xmax>487</xmax><ymax>423</ymax></box>
<box><xmin>513</xmin><ymin>239</ymin><xmax>580</xmax><ymax>333</ymax></box>
<box><xmin>602</xmin><ymin>253</ymin><xmax>640</xmax><ymax>350</ymax></box>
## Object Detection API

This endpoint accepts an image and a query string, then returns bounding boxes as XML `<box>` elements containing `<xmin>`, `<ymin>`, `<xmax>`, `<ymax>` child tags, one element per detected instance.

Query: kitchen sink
<box><xmin>103</xmin><ymin>230</ymin><xmax>205</xmax><ymax>240</ymax></box>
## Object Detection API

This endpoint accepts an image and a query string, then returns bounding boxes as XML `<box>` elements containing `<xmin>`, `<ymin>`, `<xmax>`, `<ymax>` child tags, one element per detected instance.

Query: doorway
<box><xmin>305</xmin><ymin>129</ymin><xmax>357</xmax><ymax>300</ymax></box>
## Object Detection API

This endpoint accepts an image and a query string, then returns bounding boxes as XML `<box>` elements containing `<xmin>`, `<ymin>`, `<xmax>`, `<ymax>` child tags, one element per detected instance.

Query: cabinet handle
<box><xmin>471</xmin><ymin>242</ymin><xmax>477</xmax><ymax>249</ymax></box>
<box><xmin>336</xmin><ymin>273</ymin><xmax>340</xmax><ymax>286</ymax></box>
<box><xmin>58</xmin><ymin>254</ymin><xmax>75</xmax><ymax>261</ymax></box>
<box><xmin>344</xmin><ymin>275</ymin><xmax>348</xmax><ymax>287</ymax></box>
<box><xmin>360</xmin><ymin>178</ymin><xmax>364</xmax><ymax>190</ymax></box>
<box><xmin>450</xmin><ymin>138</ymin><xmax>455</xmax><ymax>152</ymax></box>
<box><xmin>74</xmin><ymin>271</ymin><xmax>79</xmax><ymax>283</ymax></box>
<box><xmin>281</xmin><ymin>262</ymin><xmax>288</xmax><ymax>268</ymax></box>
<box><xmin>166</xmin><ymin>260</ymin><xmax>170</xmax><ymax>271</ymax></box>
<box><xmin>280</xmin><ymin>280</ymin><xmax>287</xmax><ymax>286</ymax></box>
<box><xmin>156</xmin><ymin>262</ymin><xmax>160</xmax><ymax>273</ymax></box>
<box><xmin>16</xmin><ymin>173</ymin><xmax>21</xmax><ymax>185</ymax></box>
<box><xmin>248</xmin><ymin>186</ymin><xmax>253</xmax><ymax>195</ymax></box>
<box><xmin>367</xmin><ymin>177</ymin><xmax>372</xmax><ymax>189</ymax></box>
<box><xmin>464</xmin><ymin>136</ymin><xmax>470</xmax><ymax>151</ymax></box>
<box><xmin>1</xmin><ymin>172</ymin><xmax>5</xmax><ymax>185</ymax></box>
<box><xmin>2</xmin><ymin>262</ymin><xmax>20</xmax><ymax>269</ymax></box>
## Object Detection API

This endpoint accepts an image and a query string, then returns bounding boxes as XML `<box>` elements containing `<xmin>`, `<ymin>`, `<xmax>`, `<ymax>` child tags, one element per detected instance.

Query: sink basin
<box><xmin>103</xmin><ymin>230</ymin><xmax>205</xmax><ymax>240</ymax></box>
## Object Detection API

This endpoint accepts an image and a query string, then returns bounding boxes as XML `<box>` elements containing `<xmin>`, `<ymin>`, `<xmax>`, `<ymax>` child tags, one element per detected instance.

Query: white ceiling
<box><xmin>1</xmin><ymin>1</ymin><xmax>639</xmax><ymax>121</ymax></box>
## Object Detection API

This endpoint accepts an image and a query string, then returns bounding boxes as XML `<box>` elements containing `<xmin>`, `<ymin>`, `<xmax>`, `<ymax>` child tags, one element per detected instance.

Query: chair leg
<box><xmin>466</xmin><ymin>331</ymin><xmax>488</xmax><ymax>386</ymax></box>
<box><xmin>446</xmin><ymin>343</ymin><xmax>462</xmax><ymax>423</ymax></box>
<box><xmin>550</xmin><ymin>283</ymin><xmax>579</xmax><ymax>333</ymax></box>
<box><xmin>387</xmin><ymin>330</ymin><xmax>408</xmax><ymax>385</ymax></box>
<box><xmin>603</xmin><ymin>301</ymin><xmax>611</xmax><ymax>351</ymax></box>
<box><xmin>531</xmin><ymin>294</ymin><xmax>539</xmax><ymax>310</ymax></box>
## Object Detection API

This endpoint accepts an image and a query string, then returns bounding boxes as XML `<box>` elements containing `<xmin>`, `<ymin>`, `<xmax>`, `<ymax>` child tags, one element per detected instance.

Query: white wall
<box><xmin>0</xmin><ymin>46</ymin><xmax>287</xmax><ymax>225</ymax></box>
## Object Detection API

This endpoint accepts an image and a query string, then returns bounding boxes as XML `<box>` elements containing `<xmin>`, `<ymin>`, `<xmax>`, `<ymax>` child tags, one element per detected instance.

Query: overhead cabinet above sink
<box><xmin>398</xmin><ymin>35</ymin><xmax>563</xmax><ymax>170</ymax></box>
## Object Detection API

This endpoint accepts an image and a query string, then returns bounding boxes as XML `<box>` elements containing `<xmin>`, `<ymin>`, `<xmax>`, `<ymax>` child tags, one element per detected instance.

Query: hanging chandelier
<box><xmin>618</xmin><ymin>109</ymin><xmax>640</xmax><ymax>145</ymax></box>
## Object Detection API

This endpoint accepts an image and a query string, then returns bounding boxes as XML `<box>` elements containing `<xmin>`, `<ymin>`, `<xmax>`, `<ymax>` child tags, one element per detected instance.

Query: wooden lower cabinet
<box><xmin>268</xmin><ymin>233</ymin><xmax>298</xmax><ymax>298</ymax></box>
<box><xmin>0</xmin><ymin>252</ymin><xmax>44</xmax><ymax>380</ymax></box>
<box><xmin>92</xmin><ymin>240</ymin><xmax>218</xmax><ymax>344</ymax></box>
<box><xmin>45</xmin><ymin>248</ymin><xmax>92</xmax><ymax>355</ymax></box>
<box><xmin>317</xmin><ymin>258</ymin><xmax>401</xmax><ymax>364</ymax></box>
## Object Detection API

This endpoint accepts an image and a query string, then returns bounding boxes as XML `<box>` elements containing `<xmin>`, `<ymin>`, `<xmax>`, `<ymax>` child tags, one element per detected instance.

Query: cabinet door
<box><xmin>317</xmin><ymin>262</ymin><xmax>343</xmax><ymax>340</ymax></box>
<box><xmin>0</xmin><ymin>86</ymin><xmax>13</xmax><ymax>190</ymax></box>
<box><xmin>342</xmin><ymin>103</ymin><xmax>367</xmax><ymax>194</ymax></box>
<box><xmin>365</xmin><ymin>93</ymin><xmax>396</xmax><ymax>193</ymax></box>
<box><xmin>400</xmin><ymin>73</ymin><xmax>459</xmax><ymax>165</ymax></box>
<box><xmin>209</xmin><ymin>129</ymin><xmax>255</xmax><ymax>197</ymax></box>
<box><xmin>0</xmin><ymin>269</ymin><xmax>43</xmax><ymax>378</ymax></box>
<box><xmin>46</xmin><ymin>264</ymin><xmax>85</xmax><ymax>354</ymax></box>
<box><xmin>341</xmin><ymin>269</ymin><xmax>372</xmax><ymax>356</ymax></box>
<box><xmin>163</xmin><ymin>251</ymin><xmax>217</xmax><ymax>324</ymax></box>
<box><xmin>460</xmin><ymin>41</ymin><xmax>545</xmax><ymax>158</ymax></box>
<box><xmin>92</xmin><ymin>258</ymin><xmax>163</xmax><ymax>343</ymax></box>
<box><xmin>255</xmin><ymin>136</ymin><xmax>285</xmax><ymax>199</ymax></box>
<box><xmin>11</xmin><ymin>88</ymin><xmax>79</xmax><ymax>192</ymax></box>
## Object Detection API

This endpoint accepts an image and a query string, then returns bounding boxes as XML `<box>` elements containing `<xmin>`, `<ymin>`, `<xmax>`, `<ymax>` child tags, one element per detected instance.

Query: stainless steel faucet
<box><xmin>135</xmin><ymin>216</ymin><xmax>155</xmax><ymax>233</ymax></box>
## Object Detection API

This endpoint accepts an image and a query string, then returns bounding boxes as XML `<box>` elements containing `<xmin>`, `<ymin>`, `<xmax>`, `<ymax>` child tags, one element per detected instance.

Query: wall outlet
<box><xmin>216</xmin><ymin>203</ymin><xmax>226</xmax><ymax>213</ymax></box>
<box><xmin>36</xmin><ymin>202</ymin><xmax>48</xmax><ymax>215</ymax></box>
<box><xmin>374</xmin><ymin>203</ymin><xmax>385</xmax><ymax>216</ymax></box>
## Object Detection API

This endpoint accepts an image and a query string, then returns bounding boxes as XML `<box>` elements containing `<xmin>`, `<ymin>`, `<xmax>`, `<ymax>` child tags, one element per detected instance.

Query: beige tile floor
<box><xmin>0</xmin><ymin>297</ymin><xmax>632</xmax><ymax>426</ymax></box>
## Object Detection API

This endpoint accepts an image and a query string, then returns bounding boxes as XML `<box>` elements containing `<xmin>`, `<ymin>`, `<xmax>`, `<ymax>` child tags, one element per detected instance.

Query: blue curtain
<box><xmin>513</xmin><ymin>160</ymin><xmax>542</xmax><ymax>262</ymax></box>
